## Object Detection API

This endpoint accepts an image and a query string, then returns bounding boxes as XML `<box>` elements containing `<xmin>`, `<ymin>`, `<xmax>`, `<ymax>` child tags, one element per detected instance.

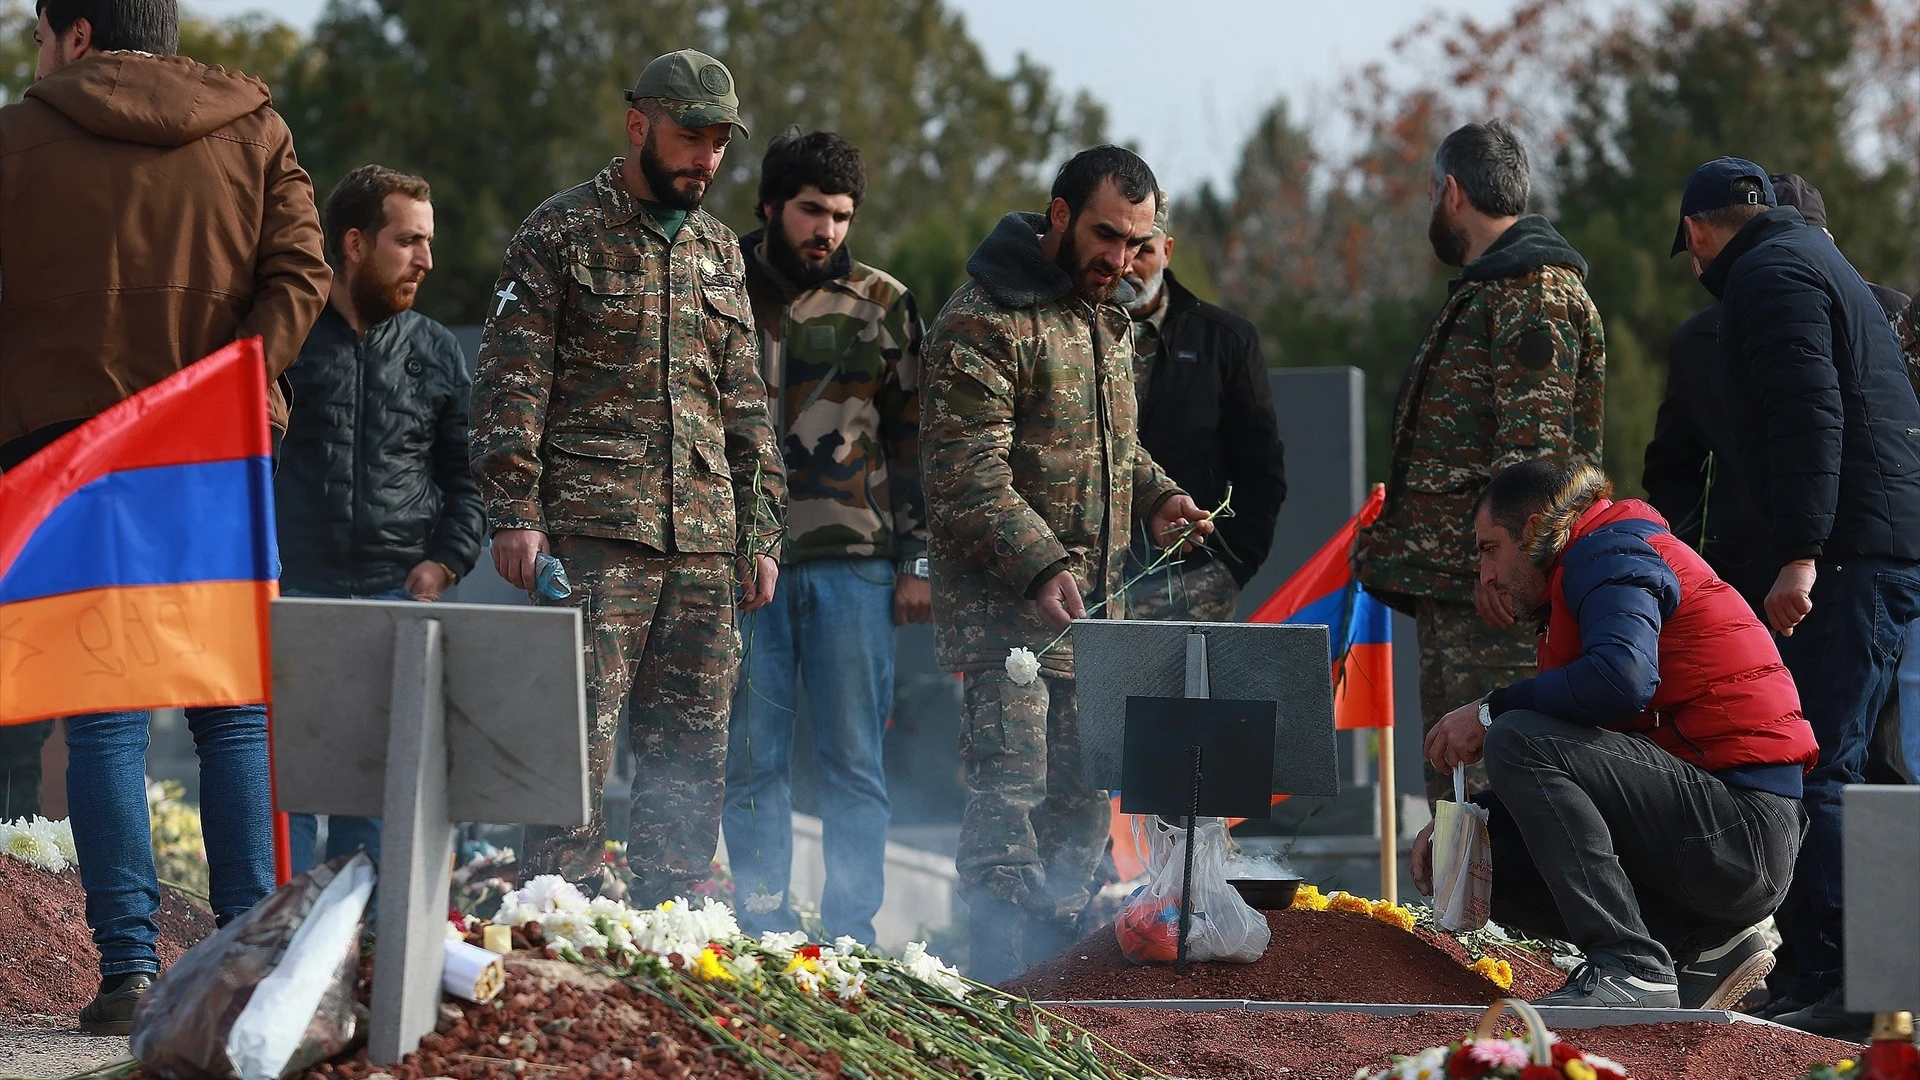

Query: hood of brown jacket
<box><xmin>24</xmin><ymin>51</ymin><xmax>270</xmax><ymax>147</ymax></box>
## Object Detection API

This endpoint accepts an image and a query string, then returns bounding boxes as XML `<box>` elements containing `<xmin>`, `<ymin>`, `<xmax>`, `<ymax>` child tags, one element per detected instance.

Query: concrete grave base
<box><xmin>1035</xmin><ymin>998</ymin><xmax>1804</xmax><ymax>1031</ymax></box>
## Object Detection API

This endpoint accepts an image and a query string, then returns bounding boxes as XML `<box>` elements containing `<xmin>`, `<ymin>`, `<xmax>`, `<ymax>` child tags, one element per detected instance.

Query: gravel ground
<box><xmin>0</xmin><ymin>1027</ymin><xmax>130</xmax><ymax>1079</ymax></box>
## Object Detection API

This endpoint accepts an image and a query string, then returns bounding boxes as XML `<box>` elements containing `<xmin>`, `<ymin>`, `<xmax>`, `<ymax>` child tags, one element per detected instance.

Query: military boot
<box><xmin>966</xmin><ymin>897</ymin><xmax>1026</xmax><ymax>986</ymax></box>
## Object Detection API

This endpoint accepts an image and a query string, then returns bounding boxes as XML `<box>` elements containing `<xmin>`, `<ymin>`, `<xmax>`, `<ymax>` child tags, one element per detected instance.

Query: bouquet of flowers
<box><xmin>1357</xmin><ymin>999</ymin><xmax>1632</xmax><ymax>1080</ymax></box>
<box><xmin>477</xmin><ymin>876</ymin><xmax>1143</xmax><ymax>1079</ymax></box>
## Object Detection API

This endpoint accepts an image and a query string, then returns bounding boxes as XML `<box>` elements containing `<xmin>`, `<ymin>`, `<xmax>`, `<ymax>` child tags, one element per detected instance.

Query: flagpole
<box><xmin>1377</xmin><ymin>724</ymin><xmax>1397</xmax><ymax>904</ymax></box>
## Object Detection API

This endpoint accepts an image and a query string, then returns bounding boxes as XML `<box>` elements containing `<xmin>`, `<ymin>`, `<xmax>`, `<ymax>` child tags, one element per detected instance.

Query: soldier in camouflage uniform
<box><xmin>470</xmin><ymin>49</ymin><xmax>786</xmax><ymax>901</ymax></box>
<box><xmin>722</xmin><ymin>129</ymin><xmax>928</xmax><ymax>944</ymax></box>
<box><xmin>1356</xmin><ymin>121</ymin><xmax>1605</xmax><ymax>805</ymax></box>
<box><xmin>921</xmin><ymin>146</ymin><xmax>1213</xmax><ymax>982</ymax></box>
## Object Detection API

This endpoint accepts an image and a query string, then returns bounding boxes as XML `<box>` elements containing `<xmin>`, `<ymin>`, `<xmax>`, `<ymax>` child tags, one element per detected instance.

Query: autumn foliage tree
<box><xmin>1186</xmin><ymin>0</ymin><xmax>1920</xmax><ymax>492</ymax></box>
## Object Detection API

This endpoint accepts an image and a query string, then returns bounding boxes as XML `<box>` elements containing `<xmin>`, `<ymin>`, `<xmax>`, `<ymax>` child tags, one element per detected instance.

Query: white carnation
<box><xmin>759</xmin><ymin>930</ymin><xmax>809</xmax><ymax>955</ymax></box>
<box><xmin>901</xmin><ymin>940</ymin><xmax>969</xmax><ymax>998</ymax></box>
<box><xmin>743</xmin><ymin>890</ymin><xmax>784</xmax><ymax>914</ymax></box>
<box><xmin>1004</xmin><ymin>647</ymin><xmax>1040</xmax><ymax>686</ymax></box>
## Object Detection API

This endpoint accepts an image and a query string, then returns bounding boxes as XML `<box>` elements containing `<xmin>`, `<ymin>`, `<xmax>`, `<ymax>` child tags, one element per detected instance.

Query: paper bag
<box><xmin>1431</xmin><ymin>764</ymin><xmax>1493</xmax><ymax>932</ymax></box>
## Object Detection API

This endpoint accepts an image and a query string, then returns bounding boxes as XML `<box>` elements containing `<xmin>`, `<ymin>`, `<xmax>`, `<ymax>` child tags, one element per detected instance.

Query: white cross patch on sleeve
<box><xmin>492</xmin><ymin>280</ymin><xmax>519</xmax><ymax>319</ymax></box>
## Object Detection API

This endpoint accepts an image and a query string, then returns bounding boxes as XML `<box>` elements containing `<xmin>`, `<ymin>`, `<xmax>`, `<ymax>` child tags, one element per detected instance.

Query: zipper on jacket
<box><xmin>351</xmin><ymin>333</ymin><xmax>365</xmax><ymax>558</ymax></box>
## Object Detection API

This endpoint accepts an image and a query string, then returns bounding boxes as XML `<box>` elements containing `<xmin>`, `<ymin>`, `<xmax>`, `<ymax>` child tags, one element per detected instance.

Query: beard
<box><xmin>640</xmin><ymin>131</ymin><xmax>713</xmax><ymax>211</ymax></box>
<box><xmin>349</xmin><ymin>263</ymin><xmax>421</xmax><ymax>326</ymax></box>
<box><xmin>1058</xmin><ymin>227</ymin><xmax>1121</xmax><ymax>304</ymax></box>
<box><xmin>765</xmin><ymin>212</ymin><xmax>841</xmax><ymax>290</ymax></box>
<box><xmin>1428</xmin><ymin>202</ymin><xmax>1469</xmax><ymax>267</ymax></box>
<box><xmin>1125</xmin><ymin>267</ymin><xmax>1165</xmax><ymax>315</ymax></box>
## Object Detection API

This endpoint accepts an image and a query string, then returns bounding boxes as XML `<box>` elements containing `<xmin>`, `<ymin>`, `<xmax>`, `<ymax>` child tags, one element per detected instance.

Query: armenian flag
<box><xmin>1248</xmin><ymin>485</ymin><xmax>1393</xmax><ymax>730</ymax></box>
<box><xmin>0</xmin><ymin>339</ymin><xmax>278</xmax><ymax>726</ymax></box>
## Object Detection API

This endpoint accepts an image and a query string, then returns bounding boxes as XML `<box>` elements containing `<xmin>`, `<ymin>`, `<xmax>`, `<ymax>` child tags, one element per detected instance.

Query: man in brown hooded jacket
<box><xmin>0</xmin><ymin>0</ymin><xmax>330</xmax><ymax>469</ymax></box>
<box><xmin>0</xmin><ymin>0</ymin><xmax>330</xmax><ymax>1035</ymax></box>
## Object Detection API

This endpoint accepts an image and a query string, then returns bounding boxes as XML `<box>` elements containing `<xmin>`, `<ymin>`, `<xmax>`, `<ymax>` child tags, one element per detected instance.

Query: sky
<box><xmin>186</xmin><ymin>0</ymin><xmax>1534</xmax><ymax>197</ymax></box>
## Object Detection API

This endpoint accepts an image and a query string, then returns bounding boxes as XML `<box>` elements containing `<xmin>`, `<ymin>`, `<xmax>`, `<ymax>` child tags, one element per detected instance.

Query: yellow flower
<box><xmin>1368</xmin><ymin>898</ymin><xmax>1416</xmax><ymax>931</ymax></box>
<box><xmin>784</xmin><ymin>954</ymin><xmax>820</xmax><ymax>975</ymax></box>
<box><xmin>656</xmin><ymin>899</ymin><xmax>677</xmax><ymax>912</ymax></box>
<box><xmin>1471</xmin><ymin>956</ymin><xmax>1514</xmax><ymax>991</ymax></box>
<box><xmin>1291</xmin><ymin>884</ymin><xmax>1329</xmax><ymax>911</ymax></box>
<box><xmin>691</xmin><ymin>946</ymin><xmax>736</xmax><ymax>983</ymax></box>
<box><xmin>1564</xmin><ymin>1060</ymin><xmax>1597</xmax><ymax>1080</ymax></box>
<box><xmin>1837</xmin><ymin>1062</ymin><xmax>1854</xmax><ymax>1072</ymax></box>
<box><xmin>1327</xmin><ymin>891</ymin><xmax>1374</xmax><ymax>916</ymax></box>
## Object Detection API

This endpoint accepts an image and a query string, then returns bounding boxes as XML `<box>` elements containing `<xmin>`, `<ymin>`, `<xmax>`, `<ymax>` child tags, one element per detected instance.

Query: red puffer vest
<box><xmin>1538</xmin><ymin>499</ymin><xmax>1818</xmax><ymax>772</ymax></box>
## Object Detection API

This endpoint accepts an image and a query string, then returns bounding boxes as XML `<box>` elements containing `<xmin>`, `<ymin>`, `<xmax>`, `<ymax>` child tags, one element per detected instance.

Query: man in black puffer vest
<box><xmin>1675</xmin><ymin>157</ymin><xmax>1920</xmax><ymax>1040</ymax></box>
<box><xmin>274</xmin><ymin>165</ymin><xmax>484</xmax><ymax>873</ymax></box>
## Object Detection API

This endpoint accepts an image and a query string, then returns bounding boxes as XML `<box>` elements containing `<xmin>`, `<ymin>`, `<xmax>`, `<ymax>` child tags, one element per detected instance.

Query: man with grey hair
<box><xmin>1122</xmin><ymin>193</ymin><xmax>1287</xmax><ymax>621</ymax></box>
<box><xmin>1356</xmin><ymin>119</ymin><xmax>1607</xmax><ymax>805</ymax></box>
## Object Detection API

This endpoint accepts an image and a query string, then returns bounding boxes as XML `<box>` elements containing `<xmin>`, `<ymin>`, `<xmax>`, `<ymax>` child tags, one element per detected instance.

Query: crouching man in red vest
<box><xmin>1412</xmin><ymin>460</ymin><xmax>1817</xmax><ymax>1010</ymax></box>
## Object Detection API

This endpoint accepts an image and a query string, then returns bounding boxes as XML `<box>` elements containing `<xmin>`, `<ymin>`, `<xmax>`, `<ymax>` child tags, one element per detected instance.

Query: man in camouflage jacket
<box><xmin>922</xmin><ymin>146</ymin><xmax>1212</xmax><ymax>981</ymax></box>
<box><xmin>471</xmin><ymin>50</ymin><xmax>785</xmax><ymax>900</ymax></box>
<box><xmin>722</xmin><ymin>130</ymin><xmax>927</xmax><ymax>944</ymax></box>
<box><xmin>1357</xmin><ymin>121</ymin><xmax>1605</xmax><ymax>805</ymax></box>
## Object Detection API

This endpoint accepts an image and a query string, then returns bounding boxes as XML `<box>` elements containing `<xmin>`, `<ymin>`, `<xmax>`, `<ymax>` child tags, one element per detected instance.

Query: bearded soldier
<box><xmin>921</xmin><ymin>146</ymin><xmax>1213</xmax><ymax>982</ymax></box>
<box><xmin>1356</xmin><ymin>119</ymin><xmax>1606</xmax><ymax>805</ymax></box>
<box><xmin>471</xmin><ymin>49</ymin><xmax>786</xmax><ymax>901</ymax></box>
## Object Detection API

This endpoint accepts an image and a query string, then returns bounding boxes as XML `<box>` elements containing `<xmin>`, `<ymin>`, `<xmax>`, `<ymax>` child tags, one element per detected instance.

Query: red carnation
<box><xmin>1447</xmin><ymin>1045</ymin><xmax>1483</xmax><ymax>1078</ymax></box>
<box><xmin>1552</xmin><ymin>1043</ymin><xmax>1583</xmax><ymax>1065</ymax></box>
<box><xmin>799</xmin><ymin>943</ymin><xmax>823</xmax><ymax>959</ymax></box>
<box><xmin>1520</xmin><ymin>1067</ymin><xmax>1563</xmax><ymax>1080</ymax></box>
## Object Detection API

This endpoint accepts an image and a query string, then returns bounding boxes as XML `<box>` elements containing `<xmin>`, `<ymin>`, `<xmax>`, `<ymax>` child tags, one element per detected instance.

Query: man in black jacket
<box><xmin>1121</xmin><ymin>200</ymin><xmax>1286</xmax><ymax>619</ymax></box>
<box><xmin>1675</xmin><ymin>157</ymin><xmax>1920</xmax><ymax>1038</ymax></box>
<box><xmin>1644</xmin><ymin>173</ymin><xmax>1911</xmax><ymax>614</ymax></box>
<box><xmin>274</xmin><ymin>164</ymin><xmax>485</xmax><ymax>872</ymax></box>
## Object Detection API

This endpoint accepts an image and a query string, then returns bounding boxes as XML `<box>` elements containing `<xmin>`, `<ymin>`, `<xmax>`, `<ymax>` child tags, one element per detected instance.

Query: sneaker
<box><xmin>1677</xmin><ymin>929</ymin><xmax>1775</xmax><ymax>1010</ymax></box>
<box><xmin>78</xmin><ymin>973</ymin><xmax>152</xmax><ymax>1036</ymax></box>
<box><xmin>1534</xmin><ymin>960</ymin><xmax>1681</xmax><ymax>1007</ymax></box>
<box><xmin>1774</xmin><ymin>988</ymin><xmax>1872</xmax><ymax>1043</ymax></box>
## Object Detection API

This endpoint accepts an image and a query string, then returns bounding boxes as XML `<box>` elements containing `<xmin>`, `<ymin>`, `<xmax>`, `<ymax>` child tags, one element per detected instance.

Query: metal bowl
<box><xmin>1228</xmin><ymin>877</ymin><xmax>1302</xmax><ymax>910</ymax></box>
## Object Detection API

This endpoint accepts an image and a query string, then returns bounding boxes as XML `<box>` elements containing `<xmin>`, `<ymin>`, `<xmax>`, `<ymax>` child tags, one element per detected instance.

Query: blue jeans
<box><xmin>281</xmin><ymin>586</ymin><xmax>409</xmax><ymax>872</ymax></box>
<box><xmin>723</xmin><ymin>557</ymin><xmax>896</xmax><ymax>942</ymax></box>
<box><xmin>66</xmin><ymin>706</ymin><xmax>275</xmax><ymax>976</ymax></box>
<box><xmin>1775</xmin><ymin>556</ymin><xmax>1920</xmax><ymax>999</ymax></box>
<box><xmin>1898</xmin><ymin>619</ymin><xmax>1920</xmax><ymax>779</ymax></box>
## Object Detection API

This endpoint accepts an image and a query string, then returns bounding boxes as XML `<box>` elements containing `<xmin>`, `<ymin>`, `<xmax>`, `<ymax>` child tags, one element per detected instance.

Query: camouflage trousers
<box><xmin>1415</xmin><ymin>596</ymin><xmax>1536</xmax><ymax>805</ymax></box>
<box><xmin>956</xmin><ymin>671</ymin><xmax>1110</xmax><ymax>921</ymax></box>
<box><xmin>527</xmin><ymin>536</ymin><xmax>739</xmax><ymax>904</ymax></box>
<box><xmin>1124</xmin><ymin>555</ymin><xmax>1240</xmax><ymax>622</ymax></box>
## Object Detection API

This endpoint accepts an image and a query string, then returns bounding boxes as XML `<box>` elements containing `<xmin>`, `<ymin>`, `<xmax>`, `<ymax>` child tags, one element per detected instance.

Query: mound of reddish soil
<box><xmin>1007</xmin><ymin>908</ymin><xmax>1564</xmax><ymax>1005</ymax></box>
<box><xmin>0</xmin><ymin>860</ymin><xmax>215</xmax><ymax>1025</ymax></box>
<box><xmin>308</xmin><ymin>956</ymin><xmax>850</xmax><ymax>1080</ymax></box>
<box><xmin>1067</xmin><ymin>1005</ymin><xmax>1861</xmax><ymax>1080</ymax></box>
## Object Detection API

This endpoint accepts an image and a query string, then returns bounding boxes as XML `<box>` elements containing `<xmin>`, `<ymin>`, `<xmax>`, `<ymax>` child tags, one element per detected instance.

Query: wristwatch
<box><xmin>899</xmin><ymin>556</ymin><xmax>930</xmax><ymax>580</ymax></box>
<box><xmin>1478</xmin><ymin>698</ymin><xmax>1494</xmax><ymax>730</ymax></box>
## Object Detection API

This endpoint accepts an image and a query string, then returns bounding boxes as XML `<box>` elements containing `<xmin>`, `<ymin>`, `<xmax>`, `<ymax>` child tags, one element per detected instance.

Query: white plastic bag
<box><xmin>1116</xmin><ymin>817</ymin><xmax>1270</xmax><ymax>964</ymax></box>
<box><xmin>132</xmin><ymin>852</ymin><xmax>375</xmax><ymax>1080</ymax></box>
<box><xmin>1431</xmin><ymin>764</ymin><xmax>1493</xmax><ymax>932</ymax></box>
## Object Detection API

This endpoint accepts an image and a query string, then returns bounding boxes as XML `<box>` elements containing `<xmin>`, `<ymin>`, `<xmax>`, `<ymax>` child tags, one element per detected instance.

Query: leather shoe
<box><xmin>79</xmin><ymin>973</ymin><xmax>152</xmax><ymax>1036</ymax></box>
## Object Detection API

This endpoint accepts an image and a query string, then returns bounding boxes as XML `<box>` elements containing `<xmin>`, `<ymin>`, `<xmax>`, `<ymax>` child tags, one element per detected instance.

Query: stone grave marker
<box><xmin>271</xmin><ymin>598</ymin><xmax>588</xmax><ymax>1063</ymax></box>
<box><xmin>1843</xmin><ymin>783</ymin><xmax>1920</xmax><ymax>1012</ymax></box>
<box><xmin>1076</xmin><ymin>620</ymin><xmax>1340</xmax><ymax>799</ymax></box>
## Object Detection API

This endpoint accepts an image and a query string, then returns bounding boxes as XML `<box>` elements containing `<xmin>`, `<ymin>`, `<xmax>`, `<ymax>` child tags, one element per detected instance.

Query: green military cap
<box><xmin>625</xmin><ymin>49</ymin><xmax>749</xmax><ymax>138</ymax></box>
